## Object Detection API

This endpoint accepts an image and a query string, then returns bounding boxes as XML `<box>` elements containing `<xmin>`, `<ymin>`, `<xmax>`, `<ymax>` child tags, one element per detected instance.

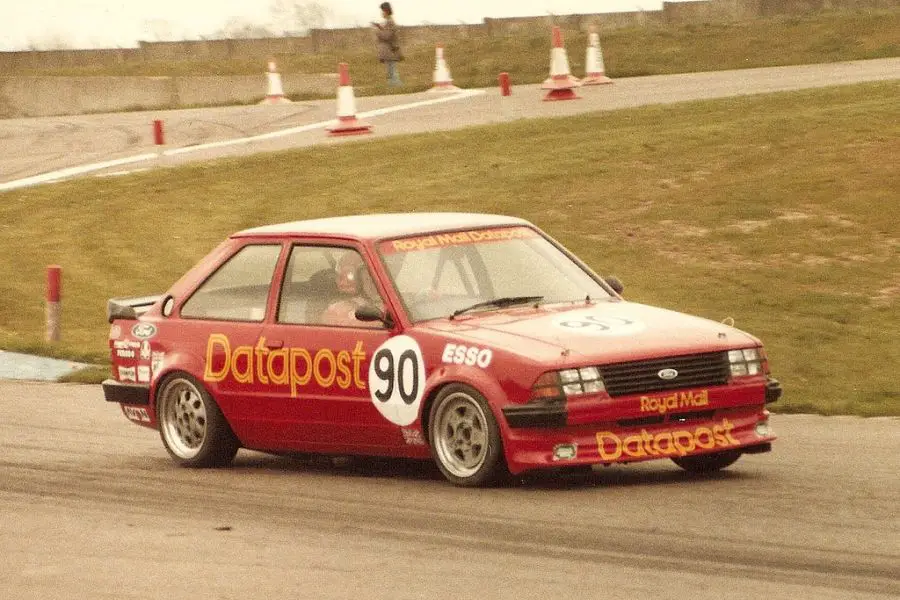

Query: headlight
<box><xmin>728</xmin><ymin>347</ymin><xmax>766</xmax><ymax>377</ymax></box>
<box><xmin>530</xmin><ymin>367</ymin><xmax>606</xmax><ymax>401</ymax></box>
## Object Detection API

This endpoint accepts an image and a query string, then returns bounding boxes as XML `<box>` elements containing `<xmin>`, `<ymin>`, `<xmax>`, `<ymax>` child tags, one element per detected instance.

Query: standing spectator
<box><xmin>373</xmin><ymin>2</ymin><xmax>402</xmax><ymax>87</ymax></box>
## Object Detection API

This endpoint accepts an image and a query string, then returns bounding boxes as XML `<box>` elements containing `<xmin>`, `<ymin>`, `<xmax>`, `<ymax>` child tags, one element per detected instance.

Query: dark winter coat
<box><xmin>375</xmin><ymin>17</ymin><xmax>402</xmax><ymax>62</ymax></box>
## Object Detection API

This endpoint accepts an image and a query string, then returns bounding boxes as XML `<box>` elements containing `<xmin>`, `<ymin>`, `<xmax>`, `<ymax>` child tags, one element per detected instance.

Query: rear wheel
<box><xmin>672</xmin><ymin>449</ymin><xmax>741</xmax><ymax>473</ymax></box>
<box><xmin>156</xmin><ymin>373</ymin><xmax>239</xmax><ymax>467</ymax></box>
<box><xmin>428</xmin><ymin>384</ymin><xmax>505</xmax><ymax>487</ymax></box>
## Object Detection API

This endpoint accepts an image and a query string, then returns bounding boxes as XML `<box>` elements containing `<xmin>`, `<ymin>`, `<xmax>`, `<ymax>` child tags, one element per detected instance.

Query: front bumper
<box><xmin>501</xmin><ymin>406</ymin><xmax>775</xmax><ymax>474</ymax></box>
<box><xmin>502</xmin><ymin>399</ymin><xmax>566</xmax><ymax>428</ymax></box>
<box><xmin>765</xmin><ymin>377</ymin><xmax>782</xmax><ymax>403</ymax></box>
<box><xmin>102</xmin><ymin>379</ymin><xmax>150</xmax><ymax>405</ymax></box>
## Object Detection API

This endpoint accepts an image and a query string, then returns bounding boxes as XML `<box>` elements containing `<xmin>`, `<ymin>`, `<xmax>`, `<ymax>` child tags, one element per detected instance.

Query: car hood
<box><xmin>420</xmin><ymin>301</ymin><xmax>759</xmax><ymax>366</ymax></box>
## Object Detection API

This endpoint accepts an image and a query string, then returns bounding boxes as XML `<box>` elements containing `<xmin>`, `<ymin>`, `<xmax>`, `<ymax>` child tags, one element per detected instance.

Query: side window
<box><xmin>180</xmin><ymin>244</ymin><xmax>281</xmax><ymax>322</ymax></box>
<box><xmin>278</xmin><ymin>246</ymin><xmax>384</xmax><ymax>328</ymax></box>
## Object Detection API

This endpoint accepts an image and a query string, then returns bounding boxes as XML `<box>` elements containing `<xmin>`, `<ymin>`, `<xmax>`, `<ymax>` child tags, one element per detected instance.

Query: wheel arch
<box><xmin>152</xmin><ymin>367</ymin><xmax>242</xmax><ymax>446</ymax></box>
<box><xmin>419</xmin><ymin>368</ymin><xmax>507</xmax><ymax>448</ymax></box>
<box><xmin>149</xmin><ymin>349</ymin><xmax>206</xmax><ymax>410</ymax></box>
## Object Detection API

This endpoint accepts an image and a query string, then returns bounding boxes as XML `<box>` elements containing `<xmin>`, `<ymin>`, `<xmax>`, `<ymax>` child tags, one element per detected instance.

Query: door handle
<box><xmin>265</xmin><ymin>339</ymin><xmax>284</xmax><ymax>349</ymax></box>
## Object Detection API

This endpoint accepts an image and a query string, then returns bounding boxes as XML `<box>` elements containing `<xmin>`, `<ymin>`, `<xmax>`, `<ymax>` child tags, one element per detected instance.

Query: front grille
<box><xmin>599</xmin><ymin>351</ymin><xmax>729</xmax><ymax>397</ymax></box>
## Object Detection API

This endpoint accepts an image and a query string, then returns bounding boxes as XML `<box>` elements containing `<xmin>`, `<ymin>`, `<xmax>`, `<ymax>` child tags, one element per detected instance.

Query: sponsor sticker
<box><xmin>441</xmin><ymin>343</ymin><xmax>493</xmax><ymax>368</ymax></box>
<box><xmin>640</xmin><ymin>390</ymin><xmax>709</xmax><ymax>414</ymax></box>
<box><xmin>553</xmin><ymin>311</ymin><xmax>646</xmax><ymax>336</ymax></box>
<box><xmin>401</xmin><ymin>427</ymin><xmax>426</xmax><ymax>446</ymax></box>
<box><xmin>116</xmin><ymin>348</ymin><xmax>136</xmax><ymax>359</ymax></box>
<box><xmin>203</xmin><ymin>335</ymin><xmax>367</xmax><ymax>398</ymax></box>
<box><xmin>118</xmin><ymin>366</ymin><xmax>137</xmax><ymax>382</ymax></box>
<box><xmin>368</xmin><ymin>335</ymin><xmax>426</xmax><ymax>426</ymax></box>
<box><xmin>113</xmin><ymin>340</ymin><xmax>140</xmax><ymax>349</ymax></box>
<box><xmin>381</xmin><ymin>226</ymin><xmax>538</xmax><ymax>254</ymax></box>
<box><xmin>137</xmin><ymin>366</ymin><xmax>151</xmax><ymax>383</ymax></box>
<box><xmin>109</xmin><ymin>325</ymin><xmax>122</xmax><ymax>339</ymax></box>
<box><xmin>151</xmin><ymin>351</ymin><xmax>165</xmax><ymax>375</ymax></box>
<box><xmin>123</xmin><ymin>406</ymin><xmax>150</xmax><ymax>423</ymax></box>
<box><xmin>140</xmin><ymin>340</ymin><xmax>151</xmax><ymax>361</ymax></box>
<box><xmin>131</xmin><ymin>323</ymin><xmax>157</xmax><ymax>340</ymax></box>
<box><xmin>596</xmin><ymin>419</ymin><xmax>740</xmax><ymax>461</ymax></box>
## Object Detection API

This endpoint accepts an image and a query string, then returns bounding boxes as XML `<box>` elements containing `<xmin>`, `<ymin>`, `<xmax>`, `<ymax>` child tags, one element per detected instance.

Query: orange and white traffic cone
<box><xmin>542</xmin><ymin>26</ymin><xmax>581</xmax><ymax>101</ymax></box>
<box><xmin>259</xmin><ymin>60</ymin><xmax>291</xmax><ymax>104</ymax></box>
<box><xmin>326</xmin><ymin>63</ymin><xmax>372</xmax><ymax>137</ymax></box>
<box><xmin>429</xmin><ymin>45</ymin><xmax>460</xmax><ymax>92</ymax></box>
<box><xmin>582</xmin><ymin>29</ymin><xmax>613</xmax><ymax>85</ymax></box>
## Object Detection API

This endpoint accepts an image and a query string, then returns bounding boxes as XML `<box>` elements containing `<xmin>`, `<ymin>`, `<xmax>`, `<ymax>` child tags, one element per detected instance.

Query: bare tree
<box><xmin>215</xmin><ymin>17</ymin><xmax>278</xmax><ymax>39</ymax></box>
<box><xmin>270</xmin><ymin>0</ymin><xmax>332</xmax><ymax>35</ymax></box>
<box><xmin>27</xmin><ymin>33</ymin><xmax>75</xmax><ymax>51</ymax></box>
<box><xmin>144</xmin><ymin>19</ymin><xmax>176</xmax><ymax>42</ymax></box>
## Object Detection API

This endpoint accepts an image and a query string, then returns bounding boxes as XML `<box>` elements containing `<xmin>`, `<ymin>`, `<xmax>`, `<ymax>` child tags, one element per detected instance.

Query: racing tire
<box><xmin>428</xmin><ymin>384</ymin><xmax>506</xmax><ymax>487</ymax></box>
<box><xmin>156</xmin><ymin>373</ymin><xmax>239</xmax><ymax>468</ymax></box>
<box><xmin>672</xmin><ymin>449</ymin><xmax>741</xmax><ymax>473</ymax></box>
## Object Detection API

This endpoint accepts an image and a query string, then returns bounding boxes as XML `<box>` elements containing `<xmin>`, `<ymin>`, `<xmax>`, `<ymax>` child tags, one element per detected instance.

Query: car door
<box><xmin>258</xmin><ymin>243</ymin><xmax>398</xmax><ymax>453</ymax></box>
<box><xmin>176</xmin><ymin>242</ymin><xmax>285</xmax><ymax>444</ymax></box>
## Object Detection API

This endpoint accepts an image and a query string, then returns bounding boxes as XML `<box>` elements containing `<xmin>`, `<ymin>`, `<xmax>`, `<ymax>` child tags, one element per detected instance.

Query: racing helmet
<box><xmin>335</xmin><ymin>251</ymin><xmax>364</xmax><ymax>294</ymax></box>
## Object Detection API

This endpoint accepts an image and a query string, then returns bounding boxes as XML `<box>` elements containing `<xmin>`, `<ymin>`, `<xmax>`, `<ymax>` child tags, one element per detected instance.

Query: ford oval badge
<box><xmin>658</xmin><ymin>368</ymin><xmax>678</xmax><ymax>380</ymax></box>
<box><xmin>131</xmin><ymin>323</ymin><xmax>157</xmax><ymax>340</ymax></box>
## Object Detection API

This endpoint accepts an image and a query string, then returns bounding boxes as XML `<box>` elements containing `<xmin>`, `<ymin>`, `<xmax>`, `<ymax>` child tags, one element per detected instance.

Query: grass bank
<box><xmin>1</xmin><ymin>82</ymin><xmax>898</xmax><ymax>416</ymax></box>
<box><xmin>8</xmin><ymin>10</ymin><xmax>900</xmax><ymax>99</ymax></box>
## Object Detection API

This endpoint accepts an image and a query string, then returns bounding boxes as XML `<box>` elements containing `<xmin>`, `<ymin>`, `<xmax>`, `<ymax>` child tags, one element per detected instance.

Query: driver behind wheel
<box><xmin>321</xmin><ymin>251</ymin><xmax>384</xmax><ymax>326</ymax></box>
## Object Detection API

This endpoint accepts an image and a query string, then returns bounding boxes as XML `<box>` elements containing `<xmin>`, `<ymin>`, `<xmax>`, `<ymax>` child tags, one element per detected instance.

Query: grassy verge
<box><xmin>57</xmin><ymin>365</ymin><xmax>109</xmax><ymax>384</ymax></box>
<box><xmin>6</xmin><ymin>10</ymin><xmax>899</xmax><ymax>101</ymax></box>
<box><xmin>1</xmin><ymin>81</ymin><xmax>898</xmax><ymax>414</ymax></box>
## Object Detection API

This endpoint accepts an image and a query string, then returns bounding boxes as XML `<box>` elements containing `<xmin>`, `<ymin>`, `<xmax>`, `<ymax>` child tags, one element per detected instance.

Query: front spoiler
<box><xmin>501</xmin><ymin>407</ymin><xmax>775</xmax><ymax>474</ymax></box>
<box><xmin>102</xmin><ymin>379</ymin><xmax>150</xmax><ymax>406</ymax></box>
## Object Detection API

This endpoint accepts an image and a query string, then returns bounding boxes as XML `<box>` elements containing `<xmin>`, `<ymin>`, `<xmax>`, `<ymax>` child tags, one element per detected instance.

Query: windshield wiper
<box><xmin>450</xmin><ymin>296</ymin><xmax>544</xmax><ymax>319</ymax></box>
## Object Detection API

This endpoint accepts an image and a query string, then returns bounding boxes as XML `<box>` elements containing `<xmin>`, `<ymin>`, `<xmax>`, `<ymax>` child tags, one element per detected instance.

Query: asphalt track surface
<box><xmin>0</xmin><ymin>382</ymin><xmax>898</xmax><ymax>599</ymax></box>
<box><xmin>1</xmin><ymin>57</ymin><xmax>899</xmax><ymax>188</ymax></box>
<box><xmin>2</xmin><ymin>60</ymin><xmax>900</xmax><ymax>598</ymax></box>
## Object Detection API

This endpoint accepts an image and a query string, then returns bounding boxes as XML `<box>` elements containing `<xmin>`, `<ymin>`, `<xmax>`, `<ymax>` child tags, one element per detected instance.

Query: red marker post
<box><xmin>498</xmin><ymin>72</ymin><xmax>511</xmax><ymax>96</ymax></box>
<box><xmin>46</xmin><ymin>265</ymin><xmax>61</xmax><ymax>342</ymax></box>
<box><xmin>153</xmin><ymin>119</ymin><xmax>165</xmax><ymax>146</ymax></box>
<box><xmin>498</xmin><ymin>72</ymin><xmax>512</xmax><ymax>121</ymax></box>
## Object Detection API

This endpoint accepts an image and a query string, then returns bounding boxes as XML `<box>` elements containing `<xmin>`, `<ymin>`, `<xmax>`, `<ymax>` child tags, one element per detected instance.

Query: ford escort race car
<box><xmin>103</xmin><ymin>213</ymin><xmax>781</xmax><ymax>486</ymax></box>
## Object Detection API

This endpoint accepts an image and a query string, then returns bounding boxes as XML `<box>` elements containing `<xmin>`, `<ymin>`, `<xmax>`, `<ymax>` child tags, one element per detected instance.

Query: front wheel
<box><xmin>156</xmin><ymin>373</ymin><xmax>239</xmax><ymax>468</ymax></box>
<box><xmin>672</xmin><ymin>449</ymin><xmax>741</xmax><ymax>473</ymax></box>
<box><xmin>428</xmin><ymin>384</ymin><xmax>505</xmax><ymax>487</ymax></box>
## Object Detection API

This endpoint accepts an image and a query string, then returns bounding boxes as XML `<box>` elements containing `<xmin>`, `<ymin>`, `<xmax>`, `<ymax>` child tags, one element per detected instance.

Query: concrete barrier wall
<box><xmin>4</xmin><ymin>0</ymin><xmax>897</xmax><ymax>74</ymax></box>
<box><xmin>0</xmin><ymin>73</ymin><xmax>337</xmax><ymax>118</ymax></box>
<box><xmin>0</xmin><ymin>48</ymin><xmax>136</xmax><ymax>70</ymax></box>
<box><xmin>483</xmin><ymin>11</ymin><xmax>667</xmax><ymax>35</ymax></box>
<box><xmin>0</xmin><ymin>0</ymin><xmax>896</xmax><ymax>118</ymax></box>
<box><xmin>0</xmin><ymin>77</ymin><xmax>175</xmax><ymax>118</ymax></box>
<box><xmin>141</xmin><ymin>37</ymin><xmax>316</xmax><ymax>63</ymax></box>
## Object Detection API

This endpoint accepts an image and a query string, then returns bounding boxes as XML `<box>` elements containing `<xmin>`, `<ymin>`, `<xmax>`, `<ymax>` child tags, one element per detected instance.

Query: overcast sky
<box><xmin>0</xmin><ymin>0</ymin><xmax>671</xmax><ymax>51</ymax></box>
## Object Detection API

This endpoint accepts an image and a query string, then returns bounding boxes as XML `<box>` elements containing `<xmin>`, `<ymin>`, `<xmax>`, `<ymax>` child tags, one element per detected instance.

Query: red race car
<box><xmin>103</xmin><ymin>213</ymin><xmax>781</xmax><ymax>486</ymax></box>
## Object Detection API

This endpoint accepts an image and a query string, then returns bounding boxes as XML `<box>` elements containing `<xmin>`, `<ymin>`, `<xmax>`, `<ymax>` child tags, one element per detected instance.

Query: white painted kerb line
<box><xmin>164</xmin><ymin>88</ymin><xmax>484</xmax><ymax>156</ymax></box>
<box><xmin>0</xmin><ymin>153</ymin><xmax>159</xmax><ymax>192</ymax></box>
<box><xmin>0</xmin><ymin>89</ymin><xmax>486</xmax><ymax>193</ymax></box>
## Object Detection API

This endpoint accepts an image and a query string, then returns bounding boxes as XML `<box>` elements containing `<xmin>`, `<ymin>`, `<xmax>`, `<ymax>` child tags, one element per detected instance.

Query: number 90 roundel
<box><xmin>368</xmin><ymin>335</ymin><xmax>427</xmax><ymax>426</ymax></box>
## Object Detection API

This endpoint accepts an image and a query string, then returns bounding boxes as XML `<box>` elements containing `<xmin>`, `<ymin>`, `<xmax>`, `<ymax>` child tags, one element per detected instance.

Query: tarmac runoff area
<box><xmin>0</xmin><ymin>350</ymin><xmax>91</xmax><ymax>381</ymax></box>
<box><xmin>1</xmin><ymin>382</ymin><xmax>898</xmax><ymax>600</ymax></box>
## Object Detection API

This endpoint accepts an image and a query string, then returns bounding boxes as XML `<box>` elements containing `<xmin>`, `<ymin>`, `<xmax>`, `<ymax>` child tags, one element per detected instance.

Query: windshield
<box><xmin>379</xmin><ymin>226</ymin><xmax>613</xmax><ymax>322</ymax></box>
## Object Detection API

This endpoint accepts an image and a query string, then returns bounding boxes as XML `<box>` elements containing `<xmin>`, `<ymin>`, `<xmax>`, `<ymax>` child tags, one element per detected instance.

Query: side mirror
<box><xmin>605</xmin><ymin>276</ymin><xmax>624</xmax><ymax>295</ymax></box>
<box><xmin>354</xmin><ymin>305</ymin><xmax>395</xmax><ymax>328</ymax></box>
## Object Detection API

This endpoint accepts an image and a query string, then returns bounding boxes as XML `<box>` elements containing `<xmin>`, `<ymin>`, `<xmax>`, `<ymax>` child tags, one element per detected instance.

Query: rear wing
<box><xmin>107</xmin><ymin>295</ymin><xmax>163</xmax><ymax>323</ymax></box>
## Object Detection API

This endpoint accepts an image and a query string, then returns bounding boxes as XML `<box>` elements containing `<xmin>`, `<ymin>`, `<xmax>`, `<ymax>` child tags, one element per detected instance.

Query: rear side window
<box><xmin>181</xmin><ymin>244</ymin><xmax>281</xmax><ymax>322</ymax></box>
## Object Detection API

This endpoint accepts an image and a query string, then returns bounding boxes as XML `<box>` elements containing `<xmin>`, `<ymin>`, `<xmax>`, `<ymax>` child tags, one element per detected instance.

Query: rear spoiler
<box><xmin>107</xmin><ymin>295</ymin><xmax>163</xmax><ymax>323</ymax></box>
